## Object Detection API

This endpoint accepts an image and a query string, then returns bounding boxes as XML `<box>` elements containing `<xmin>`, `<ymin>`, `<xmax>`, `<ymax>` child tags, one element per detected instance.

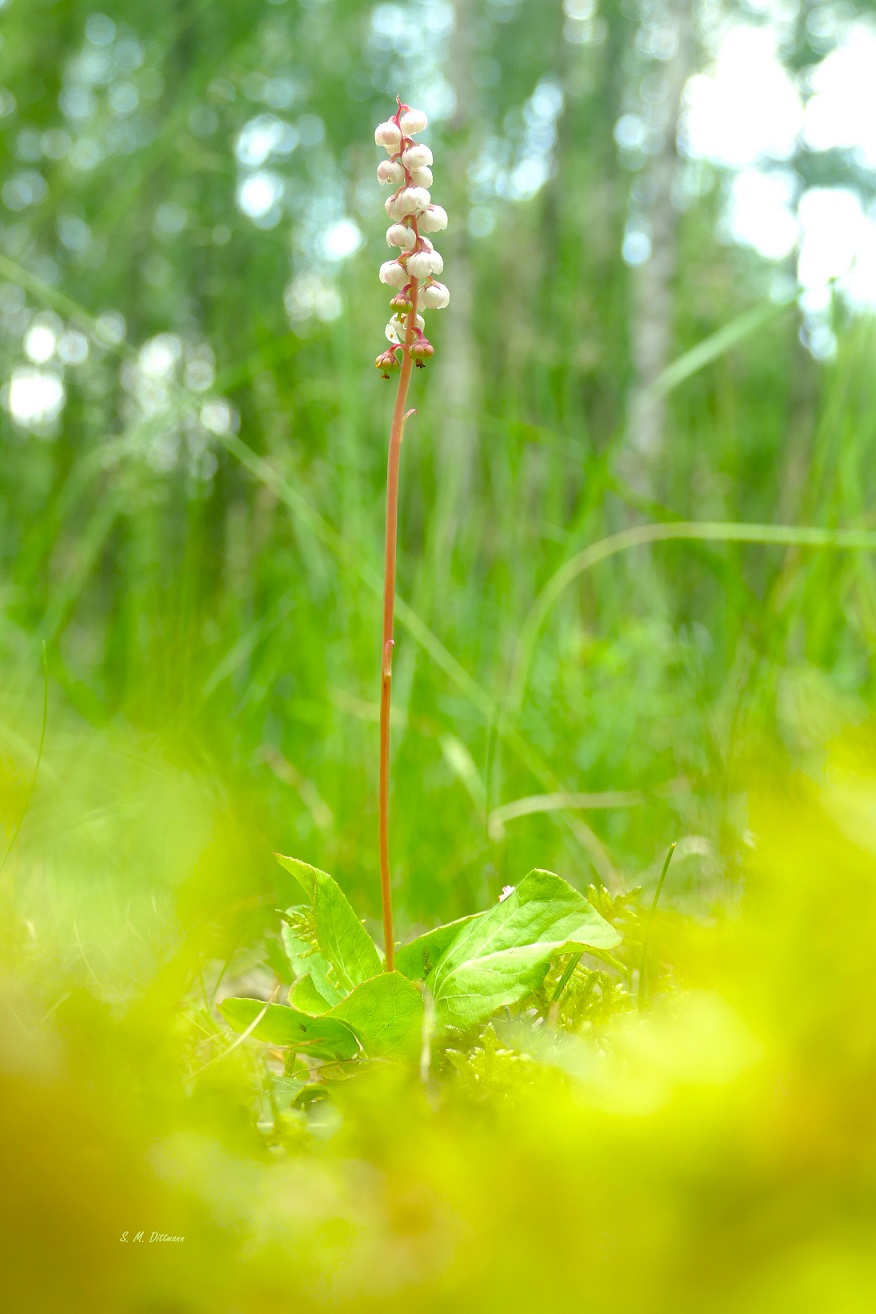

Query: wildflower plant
<box><xmin>218</xmin><ymin>101</ymin><xmax>621</xmax><ymax>1078</ymax></box>
<box><xmin>373</xmin><ymin>100</ymin><xmax>449</xmax><ymax>969</ymax></box>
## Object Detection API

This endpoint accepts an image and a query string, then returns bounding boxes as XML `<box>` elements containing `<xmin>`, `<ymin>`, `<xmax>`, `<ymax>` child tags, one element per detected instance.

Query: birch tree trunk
<box><xmin>621</xmin><ymin>0</ymin><xmax>697</xmax><ymax>498</ymax></box>
<box><xmin>427</xmin><ymin>0</ymin><xmax>479</xmax><ymax>584</ymax></box>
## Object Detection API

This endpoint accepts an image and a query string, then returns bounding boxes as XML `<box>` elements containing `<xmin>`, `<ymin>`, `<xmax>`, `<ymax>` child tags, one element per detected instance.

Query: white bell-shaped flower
<box><xmin>385</xmin><ymin>193</ymin><xmax>407</xmax><ymax>222</ymax></box>
<box><xmin>408</xmin><ymin>186</ymin><xmax>431</xmax><ymax>213</ymax></box>
<box><xmin>374</xmin><ymin>120</ymin><xmax>402</xmax><ymax>150</ymax></box>
<box><xmin>379</xmin><ymin>260</ymin><xmax>409</xmax><ymax>289</ymax></box>
<box><xmin>393</xmin><ymin>188</ymin><xmax>417</xmax><ymax>216</ymax></box>
<box><xmin>420</xmin><ymin>280</ymin><xmax>450</xmax><ymax>310</ymax></box>
<box><xmin>409</xmin><ymin>166</ymin><xmax>433</xmax><ymax>188</ymax></box>
<box><xmin>386</xmin><ymin>311</ymin><xmax>426</xmax><ymax>343</ymax></box>
<box><xmin>386</xmin><ymin>223</ymin><xmax>416</xmax><ymax>251</ymax></box>
<box><xmin>399</xmin><ymin>107</ymin><xmax>427</xmax><ymax>135</ymax></box>
<box><xmin>406</xmin><ymin>248</ymin><xmax>443</xmax><ymax>280</ymax></box>
<box><xmin>377</xmin><ymin>159</ymin><xmax>404</xmax><ymax>187</ymax></box>
<box><xmin>418</xmin><ymin>205</ymin><xmax>448</xmax><ymax>234</ymax></box>
<box><xmin>401</xmin><ymin>144</ymin><xmax>433</xmax><ymax>170</ymax></box>
<box><xmin>393</xmin><ymin>186</ymin><xmax>431</xmax><ymax>217</ymax></box>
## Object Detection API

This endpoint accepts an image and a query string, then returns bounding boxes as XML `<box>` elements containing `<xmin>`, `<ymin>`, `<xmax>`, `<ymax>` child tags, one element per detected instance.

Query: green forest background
<box><xmin>2</xmin><ymin>0</ymin><xmax>875</xmax><ymax>990</ymax></box>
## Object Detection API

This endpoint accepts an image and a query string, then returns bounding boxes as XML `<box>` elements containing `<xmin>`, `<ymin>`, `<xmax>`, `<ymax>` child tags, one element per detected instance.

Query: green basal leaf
<box><xmin>288</xmin><ymin>974</ymin><xmax>334</xmax><ymax>1014</ymax></box>
<box><xmin>221</xmin><ymin>973</ymin><xmax>423</xmax><ymax>1062</ymax></box>
<box><xmin>275</xmin><ymin>854</ymin><xmax>382</xmax><ymax>992</ymax></box>
<box><xmin>328</xmin><ymin>971</ymin><xmax>423</xmax><ymax>1059</ymax></box>
<box><xmin>428</xmin><ymin>870</ymin><xmax>621</xmax><ymax>1032</ymax></box>
<box><xmin>219</xmin><ymin>997</ymin><xmax>359</xmax><ymax>1061</ymax></box>
<box><xmin>394</xmin><ymin>913</ymin><xmax>485</xmax><ymax>981</ymax></box>
<box><xmin>280</xmin><ymin>907</ymin><xmax>345</xmax><ymax>1008</ymax></box>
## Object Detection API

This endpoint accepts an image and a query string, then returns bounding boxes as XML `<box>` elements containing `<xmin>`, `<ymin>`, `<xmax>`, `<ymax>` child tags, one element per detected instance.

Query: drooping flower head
<box><xmin>374</xmin><ymin>99</ymin><xmax>449</xmax><ymax>378</ymax></box>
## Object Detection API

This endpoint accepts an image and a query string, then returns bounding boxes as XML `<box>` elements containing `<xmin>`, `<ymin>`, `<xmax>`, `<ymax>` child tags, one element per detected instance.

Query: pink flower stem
<box><xmin>379</xmin><ymin>278</ymin><xmax>420</xmax><ymax>972</ymax></box>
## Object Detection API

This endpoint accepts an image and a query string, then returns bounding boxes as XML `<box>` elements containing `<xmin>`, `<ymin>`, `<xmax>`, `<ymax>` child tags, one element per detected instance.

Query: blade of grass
<box><xmin>638</xmin><ymin>841</ymin><xmax>676</xmax><ymax>1013</ymax></box>
<box><xmin>0</xmin><ymin>642</ymin><xmax>49</xmax><ymax>885</ymax></box>
<box><xmin>509</xmin><ymin>521</ymin><xmax>876</xmax><ymax>713</ymax></box>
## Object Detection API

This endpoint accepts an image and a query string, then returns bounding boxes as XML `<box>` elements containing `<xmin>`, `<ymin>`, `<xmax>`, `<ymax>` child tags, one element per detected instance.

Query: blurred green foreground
<box><xmin>2</xmin><ymin>741</ymin><xmax>876</xmax><ymax>1312</ymax></box>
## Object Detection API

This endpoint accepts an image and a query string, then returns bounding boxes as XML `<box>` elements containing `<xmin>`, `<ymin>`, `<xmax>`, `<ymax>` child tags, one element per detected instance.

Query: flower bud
<box><xmin>409</xmin><ymin>166</ymin><xmax>433</xmax><ymax>189</ymax></box>
<box><xmin>375</xmin><ymin>348</ymin><xmax>401</xmax><ymax>377</ymax></box>
<box><xmin>420</xmin><ymin>280</ymin><xmax>450</xmax><ymax>309</ymax></box>
<box><xmin>401</xmin><ymin>144</ymin><xmax>433</xmax><ymax>170</ymax></box>
<box><xmin>386</xmin><ymin>223</ymin><xmax>416</xmax><ymax>251</ymax></box>
<box><xmin>399</xmin><ymin>107</ymin><xmax>428</xmax><ymax>135</ymax></box>
<box><xmin>406</xmin><ymin>249</ymin><xmax>443</xmax><ymax>280</ymax></box>
<box><xmin>410</xmin><ymin>336</ymin><xmax>434</xmax><ymax>367</ymax></box>
<box><xmin>379</xmin><ymin>260</ymin><xmax>408</xmax><ymax>288</ymax></box>
<box><xmin>389</xmin><ymin>292</ymin><xmax>412</xmax><ymax>313</ymax></box>
<box><xmin>377</xmin><ymin>159</ymin><xmax>404</xmax><ymax>187</ymax></box>
<box><xmin>374</xmin><ymin>119</ymin><xmax>402</xmax><ymax>150</ymax></box>
<box><xmin>418</xmin><ymin>205</ymin><xmax>448</xmax><ymax>234</ymax></box>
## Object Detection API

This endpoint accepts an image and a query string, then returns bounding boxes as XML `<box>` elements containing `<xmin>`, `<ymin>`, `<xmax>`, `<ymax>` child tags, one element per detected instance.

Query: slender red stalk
<box><xmin>379</xmin><ymin>280</ymin><xmax>419</xmax><ymax>972</ymax></box>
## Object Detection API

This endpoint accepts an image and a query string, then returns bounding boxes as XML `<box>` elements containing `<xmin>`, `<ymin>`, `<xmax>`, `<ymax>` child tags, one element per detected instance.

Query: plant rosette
<box><xmin>220</xmin><ymin>855</ymin><xmax>621</xmax><ymax>1067</ymax></box>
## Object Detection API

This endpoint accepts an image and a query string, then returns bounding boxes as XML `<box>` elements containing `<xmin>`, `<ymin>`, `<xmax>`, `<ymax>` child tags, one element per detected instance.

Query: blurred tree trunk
<box><xmin>621</xmin><ymin>0</ymin><xmax>697</xmax><ymax>498</ymax></box>
<box><xmin>397</xmin><ymin>0</ymin><xmax>481</xmax><ymax>751</ymax></box>
<box><xmin>550</xmin><ymin>1</ymin><xmax>638</xmax><ymax>455</ymax></box>
<box><xmin>426</xmin><ymin>0</ymin><xmax>479</xmax><ymax>592</ymax></box>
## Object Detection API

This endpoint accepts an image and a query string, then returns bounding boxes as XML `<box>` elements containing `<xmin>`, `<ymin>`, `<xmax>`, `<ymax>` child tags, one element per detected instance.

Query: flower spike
<box><xmin>373</xmin><ymin>99</ymin><xmax>449</xmax><ymax>374</ymax></box>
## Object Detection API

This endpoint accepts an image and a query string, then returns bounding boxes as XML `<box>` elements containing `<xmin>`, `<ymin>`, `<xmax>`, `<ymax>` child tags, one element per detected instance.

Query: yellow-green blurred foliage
<box><xmin>2</xmin><ymin>733</ymin><xmax>876</xmax><ymax>1313</ymax></box>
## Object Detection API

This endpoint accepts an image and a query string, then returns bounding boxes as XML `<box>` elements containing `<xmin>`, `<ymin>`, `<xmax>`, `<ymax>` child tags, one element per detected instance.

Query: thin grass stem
<box><xmin>552</xmin><ymin>952</ymin><xmax>583</xmax><ymax>1004</ymax></box>
<box><xmin>638</xmin><ymin>841</ymin><xmax>676</xmax><ymax>1013</ymax></box>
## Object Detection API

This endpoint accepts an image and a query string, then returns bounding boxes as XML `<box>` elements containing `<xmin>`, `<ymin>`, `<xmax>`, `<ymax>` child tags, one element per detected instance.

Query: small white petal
<box><xmin>379</xmin><ymin>260</ymin><xmax>408</xmax><ymax>288</ymax></box>
<box><xmin>421</xmin><ymin>280</ymin><xmax>450</xmax><ymax>309</ymax></box>
<box><xmin>409</xmin><ymin>166</ymin><xmax>433</xmax><ymax>188</ymax></box>
<box><xmin>402</xmin><ymin>144</ymin><xmax>433</xmax><ymax>169</ymax></box>
<box><xmin>386</xmin><ymin>311</ymin><xmax>425</xmax><ymax>343</ymax></box>
<box><xmin>399</xmin><ymin>108</ymin><xmax>427</xmax><ymax>135</ymax></box>
<box><xmin>418</xmin><ymin>204</ymin><xmax>448</xmax><ymax>234</ymax></box>
<box><xmin>377</xmin><ymin>159</ymin><xmax>404</xmax><ymax>186</ymax></box>
<box><xmin>375</xmin><ymin>120</ymin><xmax>402</xmax><ymax>149</ymax></box>
<box><xmin>385</xmin><ymin>194</ymin><xmax>406</xmax><ymax>221</ymax></box>
<box><xmin>429</xmin><ymin>249</ymin><xmax>444</xmax><ymax>275</ymax></box>
<box><xmin>386</xmin><ymin>223</ymin><xmax>416</xmax><ymax>251</ymax></box>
